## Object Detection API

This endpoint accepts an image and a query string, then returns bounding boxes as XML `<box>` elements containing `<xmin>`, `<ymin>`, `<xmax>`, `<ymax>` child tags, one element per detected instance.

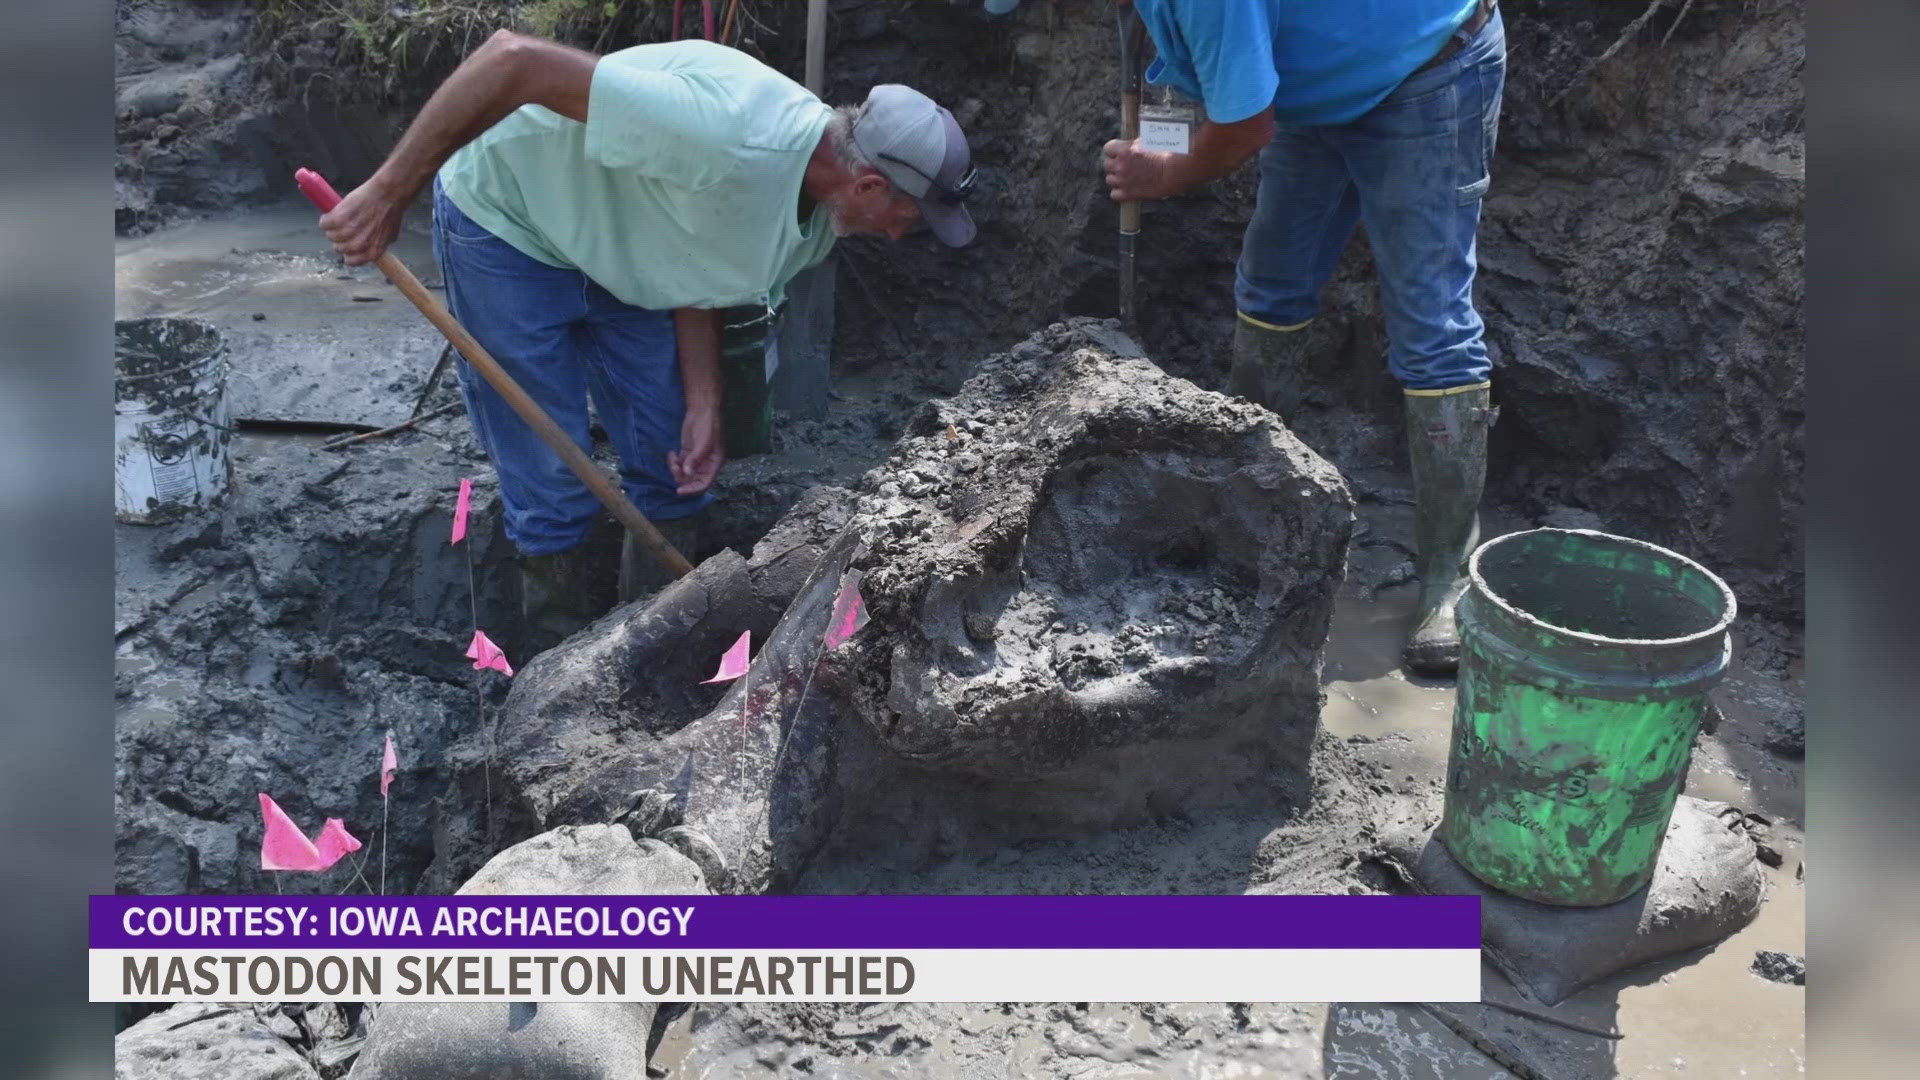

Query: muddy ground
<box><xmin>115</xmin><ymin>0</ymin><xmax>1804</xmax><ymax>1076</ymax></box>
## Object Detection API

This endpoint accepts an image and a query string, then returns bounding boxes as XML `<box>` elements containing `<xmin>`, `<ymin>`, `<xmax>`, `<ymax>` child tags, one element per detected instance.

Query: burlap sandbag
<box><xmin>1376</xmin><ymin>795</ymin><xmax>1765</xmax><ymax>1004</ymax></box>
<box><xmin>115</xmin><ymin>1001</ymin><xmax>322</xmax><ymax>1080</ymax></box>
<box><xmin>353</xmin><ymin>825</ymin><xmax>706</xmax><ymax>1079</ymax></box>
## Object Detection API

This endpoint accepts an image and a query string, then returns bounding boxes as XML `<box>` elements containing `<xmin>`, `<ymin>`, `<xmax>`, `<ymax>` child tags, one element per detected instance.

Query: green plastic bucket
<box><xmin>1440</xmin><ymin>528</ymin><xmax>1737</xmax><ymax>906</ymax></box>
<box><xmin>720</xmin><ymin>305</ymin><xmax>774</xmax><ymax>459</ymax></box>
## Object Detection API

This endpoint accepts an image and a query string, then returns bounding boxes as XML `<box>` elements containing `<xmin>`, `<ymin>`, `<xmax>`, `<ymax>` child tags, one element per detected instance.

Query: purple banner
<box><xmin>92</xmin><ymin>895</ymin><xmax>1479</xmax><ymax>950</ymax></box>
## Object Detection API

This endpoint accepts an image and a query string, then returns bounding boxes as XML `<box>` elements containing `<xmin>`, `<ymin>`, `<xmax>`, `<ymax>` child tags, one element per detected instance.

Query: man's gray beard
<box><xmin>827</xmin><ymin>203</ymin><xmax>853</xmax><ymax>238</ymax></box>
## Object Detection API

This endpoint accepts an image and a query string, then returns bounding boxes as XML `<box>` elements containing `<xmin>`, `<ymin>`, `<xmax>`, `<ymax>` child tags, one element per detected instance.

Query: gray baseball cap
<box><xmin>850</xmin><ymin>84</ymin><xmax>978</xmax><ymax>247</ymax></box>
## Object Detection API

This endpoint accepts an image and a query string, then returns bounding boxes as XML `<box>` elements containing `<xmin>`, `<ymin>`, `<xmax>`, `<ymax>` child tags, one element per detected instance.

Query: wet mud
<box><xmin>114</xmin><ymin>204</ymin><xmax>448</xmax><ymax>429</ymax></box>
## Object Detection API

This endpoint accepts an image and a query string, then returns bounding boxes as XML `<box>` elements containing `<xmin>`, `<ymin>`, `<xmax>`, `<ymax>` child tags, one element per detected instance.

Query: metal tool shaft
<box><xmin>1116</xmin><ymin>2</ymin><xmax>1145</xmax><ymax>329</ymax></box>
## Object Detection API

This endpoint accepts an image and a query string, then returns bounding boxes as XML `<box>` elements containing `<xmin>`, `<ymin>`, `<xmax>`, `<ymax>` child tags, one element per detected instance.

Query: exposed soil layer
<box><xmin>116</xmin><ymin>0</ymin><xmax>391</xmax><ymax>233</ymax></box>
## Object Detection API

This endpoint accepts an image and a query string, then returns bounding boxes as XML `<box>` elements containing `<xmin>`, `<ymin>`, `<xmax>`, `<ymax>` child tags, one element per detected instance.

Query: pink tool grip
<box><xmin>294</xmin><ymin>168</ymin><xmax>343</xmax><ymax>213</ymax></box>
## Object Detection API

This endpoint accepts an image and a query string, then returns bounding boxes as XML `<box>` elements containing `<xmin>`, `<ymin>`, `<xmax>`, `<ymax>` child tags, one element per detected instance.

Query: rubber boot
<box><xmin>520</xmin><ymin>532</ymin><xmax>621</xmax><ymax>659</ymax></box>
<box><xmin>1402</xmin><ymin>384</ymin><xmax>1494</xmax><ymax>676</ymax></box>
<box><xmin>619</xmin><ymin>512</ymin><xmax>707</xmax><ymax>604</ymax></box>
<box><xmin>1228</xmin><ymin>316</ymin><xmax>1312</xmax><ymax>423</ymax></box>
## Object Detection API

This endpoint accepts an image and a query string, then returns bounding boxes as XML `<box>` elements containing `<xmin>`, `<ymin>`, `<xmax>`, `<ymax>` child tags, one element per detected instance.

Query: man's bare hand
<box><xmin>669</xmin><ymin>404</ymin><xmax>725</xmax><ymax>496</ymax></box>
<box><xmin>319</xmin><ymin>179</ymin><xmax>408</xmax><ymax>266</ymax></box>
<box><xmin>1102</xmin><ymin>138</ymin><xmax>1184</xmax><ymax>202</ymax></box>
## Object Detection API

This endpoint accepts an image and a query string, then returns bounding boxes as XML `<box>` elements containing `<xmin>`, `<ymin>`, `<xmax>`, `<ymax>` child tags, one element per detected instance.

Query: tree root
<box><xmin>1548</xmin><ymin>0</ymin><xmax>1695</xmax><ymax>107</ymax></box>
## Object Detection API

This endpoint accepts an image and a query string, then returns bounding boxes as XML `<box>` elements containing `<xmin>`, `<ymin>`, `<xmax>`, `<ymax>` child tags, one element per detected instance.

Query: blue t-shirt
<box><xmin>1135</xmin><ymin>0</ymin><xmax>1477</xmax><ymax>126</ymax></box>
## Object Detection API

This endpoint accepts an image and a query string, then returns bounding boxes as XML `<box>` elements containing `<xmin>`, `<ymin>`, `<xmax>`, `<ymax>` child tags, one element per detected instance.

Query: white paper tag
<box><xmin>1139</xmin><ymin>117</ymin><xmax>1191</xmax><ymax>155</ymax></box>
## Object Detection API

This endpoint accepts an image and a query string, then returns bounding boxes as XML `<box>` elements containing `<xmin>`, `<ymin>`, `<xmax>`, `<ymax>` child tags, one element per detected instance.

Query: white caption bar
<box><xmin>93</xmin><ymin>949</ymin><xmax>1478</xmax><ymax>1003</ymax></box>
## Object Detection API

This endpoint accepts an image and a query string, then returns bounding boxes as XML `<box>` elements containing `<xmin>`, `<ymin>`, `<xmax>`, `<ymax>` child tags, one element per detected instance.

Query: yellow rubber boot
<box><xmin>1228</xmin><ymin>315</ymin><xmax>1312</xmax><ymax>423</ymax></box>
<box><xmin>1403</xmin><ymin>384</ymin><xmax>1495</xmax><ymax>676</ymax></box>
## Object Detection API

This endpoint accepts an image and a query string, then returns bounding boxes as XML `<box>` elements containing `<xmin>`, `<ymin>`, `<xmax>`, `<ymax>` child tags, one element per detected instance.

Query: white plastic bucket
<box><xmin>114</xmin><ymin>318</ymin><xmax>232</xmax><ymax>524</ymax></box>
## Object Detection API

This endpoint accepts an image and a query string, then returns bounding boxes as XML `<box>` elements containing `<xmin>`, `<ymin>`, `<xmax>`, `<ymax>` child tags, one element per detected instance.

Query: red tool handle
<box><xmin>670</xmin><ymin>0</ymin><xmax>714</xmax><ymax>42</ymax></box>
<box><xmin>295</xmin><ymin>168</ymin><xmax>344</xmax><ymax>213</ymax></box>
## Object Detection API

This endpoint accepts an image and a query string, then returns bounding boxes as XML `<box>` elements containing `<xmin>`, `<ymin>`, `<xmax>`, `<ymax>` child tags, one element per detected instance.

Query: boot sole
<box><xmin>1402</xmin><ymin>647</ymin><xmax>1461</xmax><ymax>677</ymax></box>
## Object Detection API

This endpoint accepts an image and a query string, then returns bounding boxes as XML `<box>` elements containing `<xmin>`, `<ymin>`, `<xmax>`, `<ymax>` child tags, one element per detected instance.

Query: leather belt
<box><xmin>1416</xmin><ymin>0</ymin><xmax>1496</xmax><ymax>73</ymax></box>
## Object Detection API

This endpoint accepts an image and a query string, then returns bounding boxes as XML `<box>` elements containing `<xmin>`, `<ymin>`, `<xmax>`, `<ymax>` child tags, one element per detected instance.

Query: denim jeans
<box><xmin>1234</xmin><ymin>8</ymin><xmax>1506</xmax><ymax>391</ymax></box>
<box><xmin>432</xmin><ymin>179</ymin><xmax>711</xmax><ymax>555</ymax></box>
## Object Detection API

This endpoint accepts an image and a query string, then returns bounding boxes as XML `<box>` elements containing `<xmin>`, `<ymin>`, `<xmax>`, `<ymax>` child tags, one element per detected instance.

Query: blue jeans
<box><xmin>432</xmin><ymin>180</ymin><xmax>710</xmax><ymax>555</ymax></box>
<box><xmin>1234</xmin><ymin>8</ymin><xmax>1506</xmax><ymax>391</ymax></box>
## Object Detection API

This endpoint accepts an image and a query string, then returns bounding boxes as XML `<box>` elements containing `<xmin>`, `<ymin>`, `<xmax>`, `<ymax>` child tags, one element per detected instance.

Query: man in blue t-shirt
<box><xmin>1103</xmin><ymin>0</ymin><xmax>1506</xmax><ymax>676</ymax></box>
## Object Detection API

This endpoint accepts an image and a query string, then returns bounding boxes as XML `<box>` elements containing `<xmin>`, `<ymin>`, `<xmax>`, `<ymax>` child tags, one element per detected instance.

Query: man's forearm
<box><xmin>1165</xmin><ymin>109</ymin><xmax>1275</xmax><ymax>191</ymax></box>
<box><xmin>1103</xmin><ymin>106</ymin><xmax>1274</xmax><ymax>203</ymax></box>
<box><xmin>674</xmin><ymin>308</ymin><xmax>724</xmax><ymax>413</ymax></box>
<box><xmin>366</xmin><ymin>30</ymin><xmax>597</xmax><ymax>204</ymax></box>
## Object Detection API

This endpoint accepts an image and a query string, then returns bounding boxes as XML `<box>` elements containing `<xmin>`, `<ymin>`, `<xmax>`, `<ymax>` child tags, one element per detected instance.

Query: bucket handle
<box><xmin>115</xmin><ymin>359</ymin><xmax>226</xmax><ymax>385</ymax></box>
<box><xmin>130</xmin><ymin>410</ymin><xmax>239</xmax><ymax>436</ymax></box>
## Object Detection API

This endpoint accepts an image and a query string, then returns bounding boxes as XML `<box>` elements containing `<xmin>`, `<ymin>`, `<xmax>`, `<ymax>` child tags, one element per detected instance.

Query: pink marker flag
<box><xmin>380</xmin><ymin>732</ymin><xmax>397</xmax><ymax>798</ymax></box>
<box><xmin>702</xmin><ymin>630</ymin><xmax>751</xmax><ymax>684</ymax></box>
<box><xmin>259</xmin><ymin>793</ymin><xmax>361</xmax><ymax>872</ymax></box>
<box><xmin>260</xmin><ymin>793</ymin><xmax>321</xmax><ymax>871</ymax></box>
<box><xmin>450</xmin><ymin>478</ymin><xmax>473</xmax><ymax>544</ymax></box>
<box><xmin>314</xmin><ymin>818</ymin><xmax>363</xmax><ymax>867</ymax></box>
<box><xmin>466</xmin><ymin>629</ymin><xmax>514</xmax><ymax>677</ymax></box>
<box><xmin>825</xmin><ymin>572</ymin><xmax>870</xmax><ymax>649</ymax></box>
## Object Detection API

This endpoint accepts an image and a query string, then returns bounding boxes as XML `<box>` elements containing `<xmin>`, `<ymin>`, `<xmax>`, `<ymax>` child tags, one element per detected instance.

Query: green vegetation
<box><xmin>252</xmin><ymin>0</ymin><xmax>771</xmax><ymax>106</ymax></box>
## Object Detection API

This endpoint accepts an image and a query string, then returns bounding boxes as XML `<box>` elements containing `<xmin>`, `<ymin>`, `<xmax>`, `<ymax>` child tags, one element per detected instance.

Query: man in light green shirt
<box><xmin>320</xmin><ymin>31</ymin><xmax>977</xmax><ymax>650</ymax></box>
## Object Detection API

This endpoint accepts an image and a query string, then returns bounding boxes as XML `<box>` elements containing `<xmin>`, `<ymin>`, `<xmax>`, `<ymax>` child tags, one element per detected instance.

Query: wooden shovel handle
<box><xmin>1117</xmin><ymin>3</ymin><xmax>1144</xmax><ymax>236</ymax></box>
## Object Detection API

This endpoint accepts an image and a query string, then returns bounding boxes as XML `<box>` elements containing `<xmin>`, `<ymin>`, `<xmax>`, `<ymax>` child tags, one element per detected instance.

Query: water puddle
<box><xmin>116</xmin><ymin>202</ymin><xmax>448</xmax><ymax>428</ymax></box>
<box><xmin>1321</xmin><ymin>580</ymin><xmax>1457</xmax><ymax>790</ymax></box>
